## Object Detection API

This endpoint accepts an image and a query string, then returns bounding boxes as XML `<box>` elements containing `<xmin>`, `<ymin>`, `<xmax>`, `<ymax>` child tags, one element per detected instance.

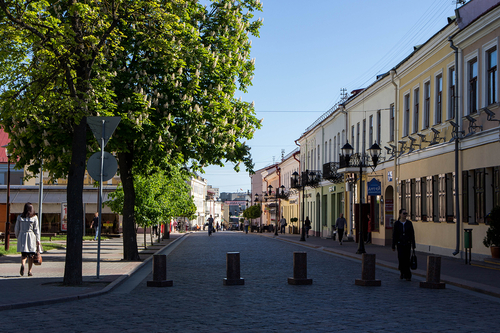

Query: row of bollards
<box><xmin>147</xmin><ymin>251</ymin><xmax>446</xmax><ymax>289</ymax></box>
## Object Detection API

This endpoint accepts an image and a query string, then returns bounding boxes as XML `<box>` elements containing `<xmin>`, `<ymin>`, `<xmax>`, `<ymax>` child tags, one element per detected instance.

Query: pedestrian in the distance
<box><xmin>244</xmin><ymin>218</ymin><xmax>250</xmax><ymax>234</ymax></box>
<box><xmin>15</xmin><ymin>202</ymin><xmax>40</xmax><ymax>277</ymax></box>
<box><xmin>207</xmin><ymin>215</ymin><xmax>214</xmax><ymax>236</ymax></box>
<box><xmin>280</xmin><ymin>216</ymin><xmax>287</xmax><ymax>234</ymax></box>
<box><xmin>366</xmin><ymin>214</ymin><xmax>372</xmax><ymax>244</ymax></box>
<box><xmin>335</xmin><ymin>213</ymin><xmax>347</xmax><ymax>245</ymax></box>
<box><xmin>90</xmin><ymin>212</ymin><xmax>100</xmax><ymax>241</ymax></box>
<box><xmin>305</xmin><ymin>216</ymin><xmax>311</xmax><ymax>238</ymax></box>
<box><xmin>392</xmin><ymin>209</ymin><xmax>416</xmax><ymax>281</ymax></box>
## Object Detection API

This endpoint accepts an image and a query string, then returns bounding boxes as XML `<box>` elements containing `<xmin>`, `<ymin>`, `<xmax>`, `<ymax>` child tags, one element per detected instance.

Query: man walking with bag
<box><xmin>392</xmin><ymin>209</ymin><xmax>416</xmax><ymax>281</ymax></box>
<box><xmin>335</xmin><ymin>213</ymin><xmax>347</xmax><ymax>245</ymax></box>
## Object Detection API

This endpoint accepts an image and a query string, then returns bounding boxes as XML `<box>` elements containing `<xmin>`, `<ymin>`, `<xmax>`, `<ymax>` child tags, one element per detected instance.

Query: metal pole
<box><xmin>357</xmin><ymin>161</ymin><xmax>366</xmax><ymax>254</ymax></box>
<box><xmin>38</xmin><ymin>159</ymin><xmax>43</xmax><ymax>234</ymax></box>
<box><xmin>4</xmin><ymin>157</ymin><xmax>10</xmax><ymax>250</ymax></box>
<box><xmin>300</xmin><ymin>170</ymin><xmax>307</xmax><ymax>242</ymax></box>
<box><xmin>97</xmin><ymin>120</ymin><xmax>105</xmax><ymax>279</ymax></box>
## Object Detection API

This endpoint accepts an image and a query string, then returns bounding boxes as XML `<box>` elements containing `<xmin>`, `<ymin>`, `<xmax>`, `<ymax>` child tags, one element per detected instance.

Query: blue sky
<box><xmin>203</xmin><ymin>0</ymin><xmax>459</xmax><ymax>193</ymax></box>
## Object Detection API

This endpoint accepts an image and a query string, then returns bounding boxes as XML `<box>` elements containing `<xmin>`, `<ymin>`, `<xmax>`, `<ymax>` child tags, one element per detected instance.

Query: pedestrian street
<box><xmin>3</xmin><ymin>232</ymin><xmax>500</xmax><ymax>332</ymax></box>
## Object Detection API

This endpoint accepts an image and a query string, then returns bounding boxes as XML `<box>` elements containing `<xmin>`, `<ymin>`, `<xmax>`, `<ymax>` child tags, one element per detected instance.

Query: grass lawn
<box><xmin>0</xmin><ymin>235</ymin><xmax>111</xmax><ymax>257</ymax></box>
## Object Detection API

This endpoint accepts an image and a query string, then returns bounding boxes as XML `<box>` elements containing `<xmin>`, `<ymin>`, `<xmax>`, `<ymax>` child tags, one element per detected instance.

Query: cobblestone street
<box><xmin>3</xmin><ymin>232</ymin><xmax>500</xmax><ymax>332</ymax></box>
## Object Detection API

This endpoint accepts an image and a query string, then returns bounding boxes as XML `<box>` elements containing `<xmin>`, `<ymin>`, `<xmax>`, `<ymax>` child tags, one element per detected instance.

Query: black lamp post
<box><xmin>292</xmin><ymin>170</ymin><xmax>316</xmax><ymax>242</ymax></box>
<box><xmin>3</xmin><ymin>145</ymin><xmax>11</xmax><ymax>251</ymax></box>
<box><xmin>268</xmin><ymin>185</ymin><xmax>285</xmax><ymax>236</ymax></box>
<box><xmin>341</xmin><ymin>141</ymin><xmax>382</xmax><ymax>254</ymax></box>
<box><xmin>254</xmin><ymin>193</ymin><xmax>262</xmax><ymax>233</ymax></box>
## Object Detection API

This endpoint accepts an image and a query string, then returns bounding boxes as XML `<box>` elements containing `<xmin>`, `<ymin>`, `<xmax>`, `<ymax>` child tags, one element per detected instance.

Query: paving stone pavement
<box><xmin>1</xmin><ymin>231</ymin><xmax>500</xmax><ymax>332</ymax></box>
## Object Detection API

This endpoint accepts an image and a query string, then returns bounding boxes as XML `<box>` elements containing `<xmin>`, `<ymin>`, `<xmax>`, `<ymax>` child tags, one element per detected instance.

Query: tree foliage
<box><xmin>106</xmin><ymin>167</ymin><xmax>196</xmax><ymax>229</ymax></box>
<box><xmin>0</xmin><ymin>0</ymin><xmax>263</xmax><ymax>282</ymax></box>
<box><xmin>243</xmin><ymin>204</ymin><xmax>261</xmax><ymax>220</ymax></box>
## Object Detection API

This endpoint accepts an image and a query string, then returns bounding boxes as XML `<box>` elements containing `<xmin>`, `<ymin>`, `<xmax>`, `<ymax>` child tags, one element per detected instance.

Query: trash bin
<box><xmin>464</xmin><ymin>229</ymin><xmax>472</xmax><ymax>248</ymax></box>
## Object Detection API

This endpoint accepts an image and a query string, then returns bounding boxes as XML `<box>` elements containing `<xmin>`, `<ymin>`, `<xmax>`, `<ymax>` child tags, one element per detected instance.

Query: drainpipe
<box><xmin>390</xmin><ymin>69</ymin><xmax>399</xmax><ymax>219</ymax></box>
<box><xmin>449</xmin><ymin>37</ymin><xmax>461</xmax><ymax>256</ymax></box>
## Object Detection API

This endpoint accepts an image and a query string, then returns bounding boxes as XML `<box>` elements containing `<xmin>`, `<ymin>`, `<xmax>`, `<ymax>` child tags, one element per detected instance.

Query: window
<box><xmin>413</xmin><ymin>88</ymin><xmax>419</xmax><ymax>133</ymax></box>
<box><xmin>356</xmin><ymin>123</ymin><xmax>360</xmax><ymax>154</ymax></box>
<box><xmin>325</xmin><ymin>141</ymin><xmax>328</xmax><ymax>163</ymax></box>
<box><xmin>469</xmin><ymin>58</ymin><xmax>478</xmax><ymax>114</ymax></box>
<box><xmin>330</xmin><ymin>138</ymin><xmax>333</xmax><ymax>163</ymax></box>
<box><xmin>487</xmin><ymin>47</ymin><xmax>497</xmax><ymax>105</ymax></box>
<box><xmin>390</xmin><ymin>104</ymin><xmax>395</xmax><ymax>141</ymax></box>
<box><xmin>475</xmin><ymin>168</ymin><xmax>485</xmax><ymax>223</ymax></box>
<box><xmin>432</xmin><ymin>175</ymin><xmax>439</xmax><ymax>222</ymax></box>
<box><xmin>438</xmin><ymin>174</ymin><xmax>446</xmax><ymax>222</ymax></box>
<box><xmin>415</xmin><ymin>178</ymin><xmax>422</xmax><ymax>220</ymax></box>
<box><xmin>449</xmin><ymin>67</ymin><xmax>456</xmax><ymax>119</ymax></box>
<box><xmin>377</xmin><ymin>110</ymin><xmax>381</xmax><ymax>144</ymax></box>
<box><xmin>404</xmin><ymin>94</ymin><xmax>410</xmax><ymax>137</ymax></box>
<box><xmin>317</xmin><ymin>145</ymin><xmax>320</xmax><ymax>168</ymax></box>
<box><xmin>426</xmin><ymin>176</ymin><xmax>434</xmax><ymax>222</ymax></box>
<box><xmin>462</xmin><ymin>171</ymin><xmax>469</xmax><ymax>223</ymax></box>
<box><xmin>369</xmin><ymin>115</ymin><xmax>373</xmax><ymax>147</ymax></box>
<box><xmin>435</xmin><ymin>75</ymin><xmax>442</xmax><ymax>124</ymax></box>
<box><xmin>363</xmin><ymin>119</ymin><xmax>366</xmax><ymax>153</ymax></box>
<box><xmin>421</xmin><ymin>177</ymin><xmax>427</xmax><ymax>221</ymax></box>
<box><xmin>351</xmin><ymin>125</ymin><xmax>355</xmax><ymax>150</ymax></box>
<box><xmin>424</xmin><ymin>81</ymin><xmax>430</xmax><ymax>129</ymax></box>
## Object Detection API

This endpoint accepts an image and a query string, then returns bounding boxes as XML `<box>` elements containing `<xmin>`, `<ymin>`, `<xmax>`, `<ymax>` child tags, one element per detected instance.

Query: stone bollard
<box><xmin>420</xmin><ymin>256</ymin><xmax>446</xmax><ymax>289</ymax></box>
<box><xmin>355</xmin><ymin>254</ymin><xmax>381</xmax><ymax>286</ymax></box>
<box><xmin>147</xmin><ymin>254</ymin><xmax>173</xmax><ymax>287</ymax></box>
<box><xmin>288</xmin><ymin>252</ymin><xmax>313</xmax><ymax>285</ymax></box>
<box><xmin>223</xmin><ymin>252</ymin><xmax>245</xmax><ymax>285</ymax></box>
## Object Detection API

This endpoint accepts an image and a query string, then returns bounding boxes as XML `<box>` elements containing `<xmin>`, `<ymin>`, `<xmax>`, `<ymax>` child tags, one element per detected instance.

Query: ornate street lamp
<box><xmin>292</xmin><ymin>170</ymin><xmax>317</xmax><ymax>242</ymax></box>
<box><xmin>340</xmin><ymin>141</ymin><xmax>381</xmax><ymax>254</ymax></box>
<box><xmin>254</xmin><ymin>193</ymin><xmax>262</xmax><ymax>233</ymax></box>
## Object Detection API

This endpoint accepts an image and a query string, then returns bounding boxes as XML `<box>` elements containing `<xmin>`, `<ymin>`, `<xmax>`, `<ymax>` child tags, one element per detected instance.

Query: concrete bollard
<box><xmin>355</xmin><ymin>254</ymin><xmax>381</xmax><ymax>286</ymax></box>
<box><xmin>223</xmin><ymin>252</ymin><xmax>245</xmax><ymax>285</ymax></box>
<box><xmin>147</xmin><ymin>254</ymin><xmax>173</xmax><ymax>287</ymax></box>
<box><xmin>420</xmin><ymin>256</ymin><xmax>446</xmax><ymax>289</ymax></box>
<box><xmin>288</xmin><ymin>252</ymin><xmax>313</xmax><ymax>285</ymax></box>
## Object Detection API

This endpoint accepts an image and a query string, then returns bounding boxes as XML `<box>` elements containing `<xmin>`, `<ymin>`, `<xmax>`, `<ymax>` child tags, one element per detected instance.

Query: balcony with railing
<box><xmin>322</xmin><ymin>162</ymin><xmax>343</xmax><ymax>183</ymax></box>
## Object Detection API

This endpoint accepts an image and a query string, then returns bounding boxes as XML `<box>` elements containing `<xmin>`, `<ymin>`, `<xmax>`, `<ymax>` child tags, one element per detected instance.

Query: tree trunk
<box><xmin>63</xmin><ymin>117</ymin><xmax>86</xmax><ymax>285</ymax></box>
<box><xmin>118</xmin><ymin>150</ymin><xmax>140</xmax><ymax>261</ymax></box>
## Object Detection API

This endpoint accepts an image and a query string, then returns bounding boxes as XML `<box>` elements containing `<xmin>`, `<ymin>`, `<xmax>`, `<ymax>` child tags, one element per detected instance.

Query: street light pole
<box><xmin>341</xmin><ymin>142</ymin><xmax>381</xmax><ymax>255</ymax></box>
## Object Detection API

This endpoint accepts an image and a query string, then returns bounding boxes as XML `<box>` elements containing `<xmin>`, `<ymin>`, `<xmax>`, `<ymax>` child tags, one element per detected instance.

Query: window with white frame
<box><xmin>356</xmin><ymin>123</ymin><xmax>360</xmax><ymax>154</ymax></box>
<box><xmin>333</xmin><ymin>137</ymin><xmax>336</xmax><ymax>163</ymax></box>
<box><xmin>423</xmin><ymin>81</ymin><xmax>430</xmax><ymax>129</ymax></box>
<box><xmin>448</xmin><ymin>66</ymin><xmax>456</xmax><ymax>120</ymax></box>
<box><xmin>390</xmin><ymin>104</ymin><xmax>394</xmax><ymax>141</ymax></box>
<box><xmin>377</xmin><ymin>110</ymin><xmax>381</xmax><ymax>144</ymax></box>
<box><xmin>435</xmin><ymin>74</ymin><xmax>443</xmax><ymax>124</ymax></box>
<box><xmin>413</xmin><ymin>87</ymin><xmax>419</xmax><ymax>134</ymax></box>
<box><xmin>487</xmin><ymin>46</ymin><xmax>497</xmax><ymax>106</ymax></box>
<box><xmin>362</xmin><ymin>119</ymin><xmax>366</xmax><ymax>153</ymax></box>
<box><xmin>469</xmin><ymin>58</ymin><xmax>478</xmax><ymax>114</ymax></box>
<box><xmin>404</xmin><ymin>93</ymin><xmax>410</xmax><ymax>137</ymax></box>
<box><xmin>369</xmin><ymin>115</ymin><xmax>373</xmax><ymax>147</ymax></box>
<box><xmin>351</xmin><ymin>125</ymin><xmax>355</xmax><ymax>149</ymax></box>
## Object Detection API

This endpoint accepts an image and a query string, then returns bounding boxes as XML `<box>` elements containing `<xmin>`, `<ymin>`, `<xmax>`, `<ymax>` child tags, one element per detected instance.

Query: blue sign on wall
<box><xmin>367</xmin><ymin>178</ymin><xmax>381</xmax><ymax>196</ymax></box>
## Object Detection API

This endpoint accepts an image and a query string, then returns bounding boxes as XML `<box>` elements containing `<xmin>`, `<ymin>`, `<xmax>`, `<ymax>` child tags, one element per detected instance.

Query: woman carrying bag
<box><xmin>15</xmin><ymin>202</ymin><xmax>41</xmax><ymax>277</ymax></box>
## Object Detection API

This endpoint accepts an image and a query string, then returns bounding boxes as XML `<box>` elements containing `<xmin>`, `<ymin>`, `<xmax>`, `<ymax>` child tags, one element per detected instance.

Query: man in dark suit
<box><xmin>392</xmin><ymin>209</ymin><xmax>416</xmax><ymax>281</ymax></box>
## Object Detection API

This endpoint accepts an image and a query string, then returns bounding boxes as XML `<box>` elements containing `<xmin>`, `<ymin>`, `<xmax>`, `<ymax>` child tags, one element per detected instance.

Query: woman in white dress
<box><xmin>14</xmin><ymin>202</ymin><xmax>40</xmax><ymax>276</ymax></box>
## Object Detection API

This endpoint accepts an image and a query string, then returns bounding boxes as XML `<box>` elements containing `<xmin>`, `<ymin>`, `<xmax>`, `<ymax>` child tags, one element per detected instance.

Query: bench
<box><xmin>0</xmin><ymin>232</ymin><xmax>58</xmax><ymax>242</ymax></box>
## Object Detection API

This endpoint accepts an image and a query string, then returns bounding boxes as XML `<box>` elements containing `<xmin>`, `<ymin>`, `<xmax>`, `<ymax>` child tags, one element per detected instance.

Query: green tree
<box><xmin>0</xmin><ymin>0</ymin><xmax>263</xmax><ymax>282</ymax></box>
<box><xmin>243</xmin><ymin>204</ymin><xmax>261</xmax><ymax>220</ymax></box>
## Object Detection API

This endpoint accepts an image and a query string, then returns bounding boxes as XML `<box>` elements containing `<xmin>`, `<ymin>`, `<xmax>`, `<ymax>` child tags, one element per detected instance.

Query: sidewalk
<box><xmin>259</xmin><ymin>231</ymin><xmax>500</xmax><ymax>298</ymax></box>
<box><xmin>0</xmin><ymin>232</ymin><xmax>186</xmax><ymax>311</ymax></box>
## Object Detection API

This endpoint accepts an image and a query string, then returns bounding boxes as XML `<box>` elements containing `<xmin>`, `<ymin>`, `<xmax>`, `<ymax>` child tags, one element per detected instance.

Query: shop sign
<box><xmin>61</xmin><ymin>203</ymin><xmax>68</xmax><ymax>232</ymax></box>
<box><xmin>367</xmin><ymin>178</ymin><xmax>381</xmax><ymax>196</ymax></box>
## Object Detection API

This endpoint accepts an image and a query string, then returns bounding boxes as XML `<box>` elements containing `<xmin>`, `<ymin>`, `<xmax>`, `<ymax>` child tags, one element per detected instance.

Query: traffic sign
<box><xmin>87</xmin><ymin>117</ymin><xmax>121</xmax><ymax>148</ymax></box>
<box><xmin>87</xmin><ymin>151</ymin><xmax>118</xmax><ymax>182</ymax></box>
